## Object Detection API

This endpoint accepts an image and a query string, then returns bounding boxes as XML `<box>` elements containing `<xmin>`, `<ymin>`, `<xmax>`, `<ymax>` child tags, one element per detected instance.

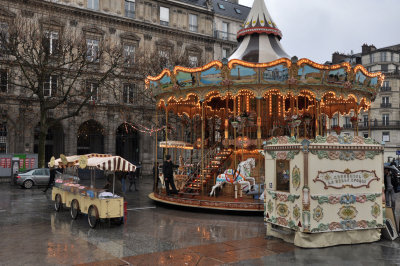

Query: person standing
<box><xmin>43</xmin><ymin>167</ymin><xmax>56</xmax><ymax>193</ymax></box>
<box><xmin>162</xmin><ymin>155</ymin><xmax>179</xmax><ymax>195</ymax></box>
<box><xmin>384</xmin><ymin>168</ymin><xmax>395</xmax><ymax>208</ymax></box>
<box><xmin>128</xmin><ymin>171</ymin><xmax>138</xmax><ymax>191</ymax></box>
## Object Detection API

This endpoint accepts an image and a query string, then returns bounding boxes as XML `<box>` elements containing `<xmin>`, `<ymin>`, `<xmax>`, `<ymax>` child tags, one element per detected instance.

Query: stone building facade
<box><xmin>332</xmin><ymin>44</ymin><xmax>400</xmax><ymax>162</ymax></box>
<box><xmin>0</xmin><ymin>0</ymin><xmax>249</xmax><ymax>174</ymax></box>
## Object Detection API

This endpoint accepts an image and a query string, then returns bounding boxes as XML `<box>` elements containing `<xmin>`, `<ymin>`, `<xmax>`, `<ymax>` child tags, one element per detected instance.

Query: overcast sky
<box><xmin>238</xmin><ymin>0</ymin><xmax>400</xmax><ymax>63</ymax></box>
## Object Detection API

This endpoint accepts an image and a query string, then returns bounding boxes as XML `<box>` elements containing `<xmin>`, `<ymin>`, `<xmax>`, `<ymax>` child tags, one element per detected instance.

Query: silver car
<box><xmin>16</xmin><ymin>168</ymin><xmax>50</xmax><ymax>189</ymax></box>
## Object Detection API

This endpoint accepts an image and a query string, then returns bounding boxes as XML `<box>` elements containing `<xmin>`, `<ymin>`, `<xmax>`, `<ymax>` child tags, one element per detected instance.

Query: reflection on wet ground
<box><xmin>1</xmin><ymin>178</ymin><xmax>400</xmax><ymax>265</ymax></box>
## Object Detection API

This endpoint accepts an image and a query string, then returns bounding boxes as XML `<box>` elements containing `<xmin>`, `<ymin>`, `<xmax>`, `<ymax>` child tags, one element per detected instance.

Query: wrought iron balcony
<box><xmin>189</xmin><ymin>25</ymin><xmax>198</xmax><ymax>32</ymax></box>
<box><xmin>358</xmin><ymin>120</ymin><xmax>400</xmax><ymax>130</ymax></box>
<box><xmin>380</xmin><ymin>87</ymin><xmax>391</xmax><ymax>92</ymax></box>
<box><xmin>214</xmin><ymin>30</ymin><xmax>236</xmax><ymax>42</ymax></box>
<box><xmin>342</xmin><ymin>124</ymin><xmax>353</xmax><ymax>129</ymax></box>
<box><xmin>380</xmin><ymin>103</ymin><xmax>392</xmax><ymax>108</ymax></box>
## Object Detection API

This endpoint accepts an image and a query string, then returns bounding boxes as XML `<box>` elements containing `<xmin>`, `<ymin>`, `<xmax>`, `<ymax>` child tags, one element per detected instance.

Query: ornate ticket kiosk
<box><xmin>262</xmin><ymin>135</ymin><xmax>384</xmax><ymax>247</ymax></box>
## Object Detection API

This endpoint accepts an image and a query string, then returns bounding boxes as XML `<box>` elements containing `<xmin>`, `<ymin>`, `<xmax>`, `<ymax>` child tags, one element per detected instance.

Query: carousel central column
<box><xmin>234</xmin><ymin>97</ymin><xmax>237</xmax><ymax>168</ymax></box>
<box><xmin>224</xmin><ymin>96</ymin><xmax>229</xmax><ymax>147</ymax></box>
<box><xmin>257</xmin><ymin>98</ymin><xmax>261</xmax><ymax>148</ymax></box>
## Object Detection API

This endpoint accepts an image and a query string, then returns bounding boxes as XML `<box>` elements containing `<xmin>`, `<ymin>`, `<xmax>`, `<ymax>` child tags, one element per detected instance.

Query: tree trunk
<box><xmin>38</xmin><ymin>114</ymin><xmax>48</xmax><ymax>168</ymax></box>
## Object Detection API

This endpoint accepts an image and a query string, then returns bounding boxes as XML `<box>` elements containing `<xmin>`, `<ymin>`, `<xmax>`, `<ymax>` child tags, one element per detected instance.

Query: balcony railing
<box><xmin>358</xmin><ymin>120</ymin><xmax>400</xmax><ymax>130</ymax></box>
<box><xmin>189</xmin><ymin>24</ymin><xmax>198</xmax><ymax>32</ymax></box>
<box><xmin>380</xmin><ymin>87</ymin><xmax>391</xmax><ymax>92</ymax></box>
<box><xmin>160</xmin><ymin>20</ymin><xmax>169</xmax><ymax>26</ymax></box>
<box><xmin>342</xmin><ymin>124</ymin><xmax>352</xmax><ymax>129</ymax></box>
<box><xmin>381</xmin><ymin>103</ymin><xmax>392</xmax><ymax>108</ymax></box>
<box><xmin>214</xmin><ymin>30</ymin><xmax>236</xmax><ymax>42</ymax></box>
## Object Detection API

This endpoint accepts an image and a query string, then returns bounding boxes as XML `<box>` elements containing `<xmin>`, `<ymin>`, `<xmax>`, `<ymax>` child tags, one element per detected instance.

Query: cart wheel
<box><xmin>54</xmin><ymin>194</ymin><xmax>62</xmax><ymax>212</ymax></box>
<box><xmin>88</xmin><ymin>205</ymin><xmax>99</xmax><ymax>228</ymax></box>
<box><xmin>70</xmin><ymin>199</ymin><xmax>80</xmax><ymax>220</ymax></box>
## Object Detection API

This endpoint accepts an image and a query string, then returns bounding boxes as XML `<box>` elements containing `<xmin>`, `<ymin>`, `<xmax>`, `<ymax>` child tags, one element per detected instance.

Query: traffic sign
<box><xmin>396</xmin><ymin>150</ymin><xmax>400</xmax><ymax>156</ymax></box>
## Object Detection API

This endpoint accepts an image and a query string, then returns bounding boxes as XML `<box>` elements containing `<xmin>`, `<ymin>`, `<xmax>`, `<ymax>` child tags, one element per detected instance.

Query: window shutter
<box><xmin>0</xmin><ymin>70</ymin><xmax>7</xmax><ymax>92</ymax></box>
<box><xmin>42</xmin><ymin>34</ymin><xmax>50</xmax><ymax>55</ymax></box>
<box><xmin>52</xmin><ymin>38</ymin><xmax>59</xmax><ymax>55</ymax></box>
<box><xmin>123</xmin><ymin>85</ymin><xmax>128</xmax><ymax>103</ymax></box>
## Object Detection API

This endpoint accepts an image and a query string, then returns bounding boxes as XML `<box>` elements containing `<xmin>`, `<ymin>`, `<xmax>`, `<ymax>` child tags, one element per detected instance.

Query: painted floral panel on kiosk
<box><xmin>276</xmin><ymin>160</ymin><xmax>290</xmax><ymax>192</ymax></box>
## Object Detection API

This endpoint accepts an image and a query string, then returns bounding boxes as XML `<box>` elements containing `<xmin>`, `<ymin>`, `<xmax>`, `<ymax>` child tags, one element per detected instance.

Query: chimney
<box><xmin>362</xmin><ymin>44</ymin><xmax>370</xmax><ymax>54</ymax></box>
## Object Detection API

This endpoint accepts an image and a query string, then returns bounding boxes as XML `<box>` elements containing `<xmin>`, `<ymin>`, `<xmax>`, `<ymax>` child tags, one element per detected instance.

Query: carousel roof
<box><xmin>229</xmin><ymin>0</ymin><xmax>289</xmax><ymax>63</ymax></box>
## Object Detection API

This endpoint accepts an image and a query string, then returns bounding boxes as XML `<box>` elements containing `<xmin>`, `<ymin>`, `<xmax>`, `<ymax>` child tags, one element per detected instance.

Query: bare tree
<box><xmin>1</xmin><ymin>16</ymin><xmax>123</xmax><ymax>167</ymax></box>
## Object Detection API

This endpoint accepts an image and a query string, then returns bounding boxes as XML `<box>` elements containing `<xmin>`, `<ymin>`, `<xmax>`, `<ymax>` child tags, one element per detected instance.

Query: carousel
<box><xmin>147</xmin><ymin>0</ymin><xmax>387</xmax><ymax>247</ymax></box>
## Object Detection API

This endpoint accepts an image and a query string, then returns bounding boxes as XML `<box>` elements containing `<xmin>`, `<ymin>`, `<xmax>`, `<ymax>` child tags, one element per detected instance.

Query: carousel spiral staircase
<box><xmin>178</xmin><ymin>146</ymin><xmax>232</xmax><ymax>197</ymax></box>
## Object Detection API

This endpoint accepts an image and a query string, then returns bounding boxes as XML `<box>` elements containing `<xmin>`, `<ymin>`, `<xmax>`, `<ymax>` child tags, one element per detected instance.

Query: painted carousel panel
<box><xmin>326</xmin><ymin>68</ymin><xmax>347</xmax><ymax>85</ymax></box>
<box><xmin>199</xmin><ymin>67</ymin><xmax>222</xmax><ymax>86</ymax></box>
<box><xmin>297</xmin><ymin>65</ymin><xmax>323</xmax><ymax>85</ymax></box>
<box><xmin>261</xmin><ymin>64</ymin><xmax>289</xmax><ymax>83</ymax></box>
<box><xmin>176</xmin><ymin>71</ymin><xmax>197</xmax><ymax>89</ymax></box>
<box><xmin>230</xmin><ymin>65</ymin><xmax>258</xmax><ymax>85</ymax></box>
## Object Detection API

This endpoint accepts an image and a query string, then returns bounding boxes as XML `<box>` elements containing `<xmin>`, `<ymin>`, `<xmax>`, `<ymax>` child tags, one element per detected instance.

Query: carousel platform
<box><xmin>149</xmin><ymin>192</ymin><xmax>264</xmax><ymax>212</ymax></box>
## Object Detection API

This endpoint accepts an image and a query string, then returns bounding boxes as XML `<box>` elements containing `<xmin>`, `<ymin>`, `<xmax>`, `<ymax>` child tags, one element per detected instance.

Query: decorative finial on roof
<box><xmin>237</xmin><ymin>0</ymin><xmax>282</xmax><ymax>40</ymax></box>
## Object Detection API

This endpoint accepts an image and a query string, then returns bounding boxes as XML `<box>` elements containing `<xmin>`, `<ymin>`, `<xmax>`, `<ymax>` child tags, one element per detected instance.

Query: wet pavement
<box><xmin>0</xmin><ymin>177</ymin><xmax>400</xmax><ymax>265</ymax></box>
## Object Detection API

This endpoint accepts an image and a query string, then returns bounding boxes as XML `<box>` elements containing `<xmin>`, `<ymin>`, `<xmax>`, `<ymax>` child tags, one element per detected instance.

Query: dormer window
<box><xmin>234</xmin><ymin>8</ymin><xmax>241</xmax><ymax>14</ymax></box>
<box><xmin>218</xmin><ymin>3</ymin><xmax>225</xmax><ymax>9</ymax></box>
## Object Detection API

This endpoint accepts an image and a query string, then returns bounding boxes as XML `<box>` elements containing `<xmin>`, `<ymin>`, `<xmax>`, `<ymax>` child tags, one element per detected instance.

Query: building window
<box><xmin>0</xmin><ymin>123</ymin><xmax>6</xmax><ymax>153</ymax></box>
<box><xmin>234</xmin><ymin>8</ymin><xmax>241</xmax><ymax>14</ymax></box>
<box><xmin>369</xmin><ymin>54</ymin><xmax>374</xmax><ymax>63</ymax></box>
<box><xmin>221</xmin><ymin>22</ymin><xmax>228</xmax><ymax>40</ymax></box>
<box><xmin>218</xmin><ymin>3</ymin><xmax>225</xmax><ymax>9</ymax></box>
<box><xmin>160</xmin><ymin>7</ymin><xmax>169</xmax><ymax>26</ymax></box>
<box><xmin>125</xmin><ymin>0</ymin><xmax>135</xmax><ymax>18</ymax></box>
<box><xmin>363</xmin><ymin>115</ymin><xmax>368</xmax><ymax>127</ymax></box>
<box><xmin>43</xmin><ymin>30</ymin><xmax>59</xmax><ymax>55</ymax></box>
<box><xmin>123</xmin><ymin>84</ymin><xmax>135</xmax><ymax>104</ymax></box>
<box><xmin>382</xmin><ymin>114</ymin><xmax>389</xmax><ymax>126</ymax></box>
<box><xmin>382</xmin><ymin>96</ymin><xmax>390</xmax><ymax>104</ymax></box>
<box><xmin>86</xmin><ymin>39</ymin><xmax>99</xmax><ymax>62</ymax></box>
<box><xmin>383</xmin><ymin>81</ymin><xmax>390</xmax><ymax>88</ymax></box>
<box><xmin>0</xmin><ymin>22</ymin><xmax>8</xmax><ymax>53</ymax></box>
<box><xmin>87</xmin><ymin>0</ymin><xmax>99</xmax><ymax>10</ymax></box>
<box><xmin>331</xmin><ymin>117</ymin><xmax>338</xmax><ymax>127</ymax></box>
<box><xmin>43</xmin><ymin>75</ymin><xmax>57</xmax><ymax>97</ymax></box>
<box><xmin>188</xmin><ymin>55</ymin><xmax>198</xmax><ymax>67</ymax></box>
<box><xmin>382</xmin><ymin>132</ymin><xmax>390</xmax><ymax>142</ymax></box>
<box><xmin>189</xmin><ymin>14</ymin><xmax>198</xmax><ymax>32</ymax></box>
<box><xmin>158</xmin><ymin>49</ymin><xmax>169</xmax><ymax>68</ymax></box>
<box><xmin>381</xmin><ymin>64</ymin><xmax>388</xmax><ymax>72</ymax></box>
<box><xmin>381</xmin><ymin>52</ymin><xmax>387</xmax><ymax>62</ymax></box>
<box><xmin>222</xmin><ymin>48</ymin><xmax>229</xmax><ymax>59</ymax></box>
<box><xmin>363</xmin><ymin>132</ymin><xmax>368</xmax><ymax>138</ymax></box>
<box><xmin>86</xmin><ymin>82</ymin><xmax>98</xmax><ymax>101</ymax></box>
<box><xmin>0</xmin><ymin>69</ymin><xmax>7</xmax><ymax>93</ymax></box>
<box><xmin>123</xmin><ymin>44</ymin><xmax>135</xmax><ymax>67</ymax></box>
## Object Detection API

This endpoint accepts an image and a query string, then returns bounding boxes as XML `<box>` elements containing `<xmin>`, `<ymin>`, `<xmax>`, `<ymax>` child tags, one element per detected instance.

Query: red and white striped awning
<box><xmin>50</xmin><ymin>154</ymin><xmax>136</xmax><ymax>172</ymax></box>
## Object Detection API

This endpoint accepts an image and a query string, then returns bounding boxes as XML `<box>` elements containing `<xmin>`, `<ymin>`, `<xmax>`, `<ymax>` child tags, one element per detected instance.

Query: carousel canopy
<box><xmin>229</xmin><ymin>0</ymin><xmax>289</xmax><ymax>63</ymax></box>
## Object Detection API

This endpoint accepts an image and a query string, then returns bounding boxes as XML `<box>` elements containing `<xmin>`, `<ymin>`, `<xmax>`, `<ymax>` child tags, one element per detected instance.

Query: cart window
<box><xmin>276</xmin><ymin>160</ymin><xmax>290</xmax><ymax>192</ymax></box>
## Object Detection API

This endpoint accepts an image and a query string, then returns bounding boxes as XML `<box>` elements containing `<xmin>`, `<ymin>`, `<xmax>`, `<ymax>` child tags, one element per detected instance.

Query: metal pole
<box><xmin>368</xmin><ymin>107</ymin><xmax>371</xmax><ymax>138</ymax></box>
<box><xmin>165</xmin><ymin>105</ymin><xmax>168</xmax><ymax>157</ymax></box>
<box><xmin>154</xmin><ymin>106</ymin><xmax>158</xmax><ymax>192</ymax></box>
<box><xmin>201</xmin><ymin>100</ymin><xmax>205</xmax><ymax>197</ymax></box>
<box><xmin>234</xmin><ymin>97</ymin><xmax>237</xmax><ymax>168</ymax></box>
<box><xmin>112</xmin><ymin>171</ymin><xmax>115</xmax><ymax>196</ymax></box>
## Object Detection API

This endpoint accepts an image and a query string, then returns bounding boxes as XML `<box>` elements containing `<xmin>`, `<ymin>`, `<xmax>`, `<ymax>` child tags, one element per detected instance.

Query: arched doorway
<box><xmin>34</xmin><ymin>121</ymin><xmax>64</xmax><ymax>163</ymax></box>
<box><xmin>77</xmin><ymin>120</ymin><xmax>104</xmax><ymax>155</ymax></box>
<box><xmin>116</xmin><ymin>123</ymin><xmax>139</xmax><ymax>163</ymax></box>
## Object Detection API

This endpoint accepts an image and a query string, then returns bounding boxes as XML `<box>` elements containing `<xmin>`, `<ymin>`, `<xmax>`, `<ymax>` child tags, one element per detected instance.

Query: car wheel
<box><xmin>55</xmin><ymin>194</ymin><xmax>62</xmax><ymax>212</ymax></box>
<box><xmin>23</xmin><ymin>180</ymin><xmax>34</xmax><ymax>189</ymax></box>
<box><xmin>88</xmin><ymin>205</ymin><xmax>99</xmax><ymax>228</ymax></box>
<box><xmin>70</xmin><ymin>199</ymin><xmax>80</xmax><ymax>220</ymax></box>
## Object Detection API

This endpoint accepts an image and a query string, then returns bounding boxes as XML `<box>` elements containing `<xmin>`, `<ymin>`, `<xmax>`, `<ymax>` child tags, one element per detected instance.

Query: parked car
<box><xmin>15</xmin><ymin>168</ymin><xmax>51</xmax><ymax>189</ymax></box>
<box><xmin>384</xmin><ymin>165</ymin><xmax>400</xmax><ymax>193</ymax></box>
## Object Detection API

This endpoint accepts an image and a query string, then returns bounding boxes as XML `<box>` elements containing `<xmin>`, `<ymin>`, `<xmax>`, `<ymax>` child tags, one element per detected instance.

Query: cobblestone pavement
<box><xmin>0</xmin><ymin>177</ymin><xmax>400</xmax><ymax>266</ymax></box>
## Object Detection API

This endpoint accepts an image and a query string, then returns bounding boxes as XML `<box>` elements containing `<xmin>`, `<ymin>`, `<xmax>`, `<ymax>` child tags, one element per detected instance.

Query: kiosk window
<box><xmin>276</xmin><ymin>160</ymin><xmax>290</xmax><ymax>192</ymax></box>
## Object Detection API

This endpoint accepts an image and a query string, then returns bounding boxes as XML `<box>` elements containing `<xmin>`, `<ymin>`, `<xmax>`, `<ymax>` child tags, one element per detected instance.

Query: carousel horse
<box><xmin>210</xmin><ymin>158</ymin><xmax>256</xmax><ymax>197</ymax></box>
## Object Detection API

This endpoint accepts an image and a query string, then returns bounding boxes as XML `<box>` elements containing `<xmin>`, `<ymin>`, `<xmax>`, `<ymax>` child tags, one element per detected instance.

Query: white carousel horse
<box><xmin>210</xmin><ymin>158</ymin><xmax>256</xmax><ymax>197</ymax></box>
